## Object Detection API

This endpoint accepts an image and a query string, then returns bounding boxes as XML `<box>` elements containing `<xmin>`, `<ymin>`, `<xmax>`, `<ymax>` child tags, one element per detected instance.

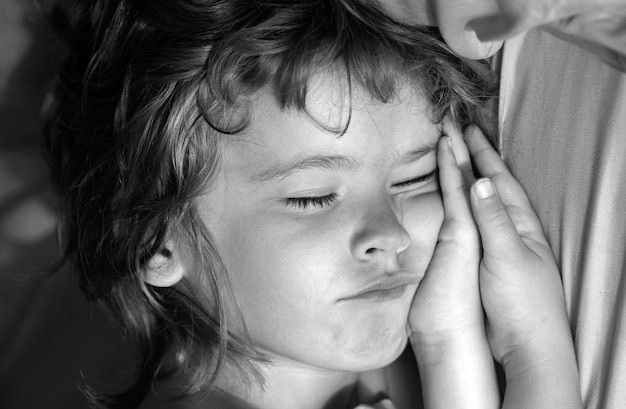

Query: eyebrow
<box><xmin>396</xmin><ymin>136</ymin><xmax>440</xmax><ymax>165</ymax></box>
<box><xmin>249</xmin><ymin>135</ymin><xmax>441</xmax><ymax>184</ymax></box>
<box><xmin>249</xmin><ymin>155</ymin><xmax>361</xmax><ymax>183</ymax></box>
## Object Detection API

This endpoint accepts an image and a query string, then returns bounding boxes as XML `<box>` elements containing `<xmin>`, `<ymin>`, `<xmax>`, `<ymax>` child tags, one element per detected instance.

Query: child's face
<box><xmin>196</xmin><ymin>76</ymin><xmax>443</xmax><ymax>372</ymax></box>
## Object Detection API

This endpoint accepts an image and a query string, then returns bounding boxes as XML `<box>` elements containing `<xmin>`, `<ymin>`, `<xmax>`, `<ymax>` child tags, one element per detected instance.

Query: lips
<box><xmin>339</xmin><ymin>274</ymin><xmax>420</xmax><ymax>302</ymax></box>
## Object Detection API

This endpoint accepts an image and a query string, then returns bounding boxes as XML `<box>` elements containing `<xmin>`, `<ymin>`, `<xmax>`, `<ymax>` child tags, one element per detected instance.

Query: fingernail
<box><xmin>474</xmin><ymin>178</ymin><xmax>494</xmax><ymax>199</ymax></box>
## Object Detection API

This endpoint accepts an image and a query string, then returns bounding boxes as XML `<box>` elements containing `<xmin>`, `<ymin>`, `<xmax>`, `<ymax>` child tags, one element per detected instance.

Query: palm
<box><xmin>410</xmin><ymin>222</ymin><xmax>482</xmax><ymax>338</ymax></box>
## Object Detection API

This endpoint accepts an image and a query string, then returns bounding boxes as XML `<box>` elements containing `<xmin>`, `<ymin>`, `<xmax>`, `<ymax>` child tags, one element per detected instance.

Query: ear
<box><xmin>143</xmin><ymin>243</ymin><xmax>186</xmax><ymax>287</ymax></box>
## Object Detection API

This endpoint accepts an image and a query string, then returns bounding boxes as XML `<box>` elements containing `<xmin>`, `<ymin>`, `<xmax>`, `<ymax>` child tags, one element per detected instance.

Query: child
<box><xmin>42</xmin><ymin>0</ymin><xmax>582</xmax><ymax>408</ymax></box>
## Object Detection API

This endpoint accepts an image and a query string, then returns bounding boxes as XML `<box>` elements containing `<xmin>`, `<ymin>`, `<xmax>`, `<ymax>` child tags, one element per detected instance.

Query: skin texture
<box><xmin>464</xmin><ymin>127</ymin><xmax>582</xmax><ymax>409</ymax></box>
<box><xmin>408</xmin><ymin>124</ymin><xmax>582</xmax><ymax>409</ymax></box>
<box><xmin>144</xmin><ymin>75</ymin><xmax>582</xmax><ymax>409</ymax></box>
<box><xmin>194</xmin><ymin>75</ymin><xmax>447</xmax><ymax>408</ymax></box>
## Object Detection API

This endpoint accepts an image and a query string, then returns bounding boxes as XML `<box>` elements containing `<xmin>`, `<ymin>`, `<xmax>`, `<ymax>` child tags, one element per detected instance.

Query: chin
<box><xmin>339</xmin><ymin>326</ymin><xmax>409</xmax><ymax>372</ymax></box>
<box><xmin>335</xmin><ymin>304</ymin><xmax>413</xmax><ymax>369</ymax></box>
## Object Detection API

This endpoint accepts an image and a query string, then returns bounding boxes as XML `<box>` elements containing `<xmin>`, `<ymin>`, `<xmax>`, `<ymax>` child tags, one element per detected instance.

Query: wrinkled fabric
<box><xmin>498</xmin><ymin>27</ymin><xmax>626</xmax><ymax>408</ymax></box>
<box><xmin>546</xmin><ymin>8</ymin><xmax>626</xmax><ymax>71</ymax></box>
<box><xmin>386</xmin><ymin>0</ymin><xmax>626</xmax><ymax>60</ymax></box>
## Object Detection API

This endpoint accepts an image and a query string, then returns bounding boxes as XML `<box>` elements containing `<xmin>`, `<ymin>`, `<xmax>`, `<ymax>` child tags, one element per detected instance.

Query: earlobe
<box><xmin>144</xmin><ymin>245</ymin><xmax>186</xmax><ymax>287</ymax></box>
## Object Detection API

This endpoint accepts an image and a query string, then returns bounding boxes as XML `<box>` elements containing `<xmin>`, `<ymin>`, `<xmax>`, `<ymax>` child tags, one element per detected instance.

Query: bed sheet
<box><xmin>498</xmin><ymin>27</ymin><xmax>626</xmax><ymax>409</ymax></box>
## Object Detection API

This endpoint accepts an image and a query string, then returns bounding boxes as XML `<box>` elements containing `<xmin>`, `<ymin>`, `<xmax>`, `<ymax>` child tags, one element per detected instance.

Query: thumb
<box><xmin>470</xmin><ymin>178</ymin><xmax>523</xmax><ymax>257</ymax></box>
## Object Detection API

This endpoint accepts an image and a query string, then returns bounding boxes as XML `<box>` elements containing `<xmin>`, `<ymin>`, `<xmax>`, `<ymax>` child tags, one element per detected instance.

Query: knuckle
<box><xmin>441</xmin><ymin>176</ymin><xmax>465</xmax><ymax>195</ymax></box>
<box><xmin>442</xmin><ymin>215</ymin><xmax>478</xmax><ymax>235</ymax></box>
<box><xmin>485</xmin><ymin>210</ymin><xmax>510</xmax><ymax>228</ymax></box>
<box><xmin>480</xmin><ymin>202</ymin><xmax>510</xmax><ymax>227</ymax></box>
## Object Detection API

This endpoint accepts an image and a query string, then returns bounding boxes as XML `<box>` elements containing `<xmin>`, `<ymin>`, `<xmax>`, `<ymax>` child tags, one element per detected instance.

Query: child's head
<box><xmin>42</xmin><ymin>0</ymin><xmax>494</xmax><ymax>405</ymax></box>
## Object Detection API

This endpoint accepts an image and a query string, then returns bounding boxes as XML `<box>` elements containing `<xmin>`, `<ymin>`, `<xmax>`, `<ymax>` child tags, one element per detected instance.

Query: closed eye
<box><xmin>285</xmin><ymin>193</ymin><xmax>338</xmax><ymax>210</ymax></box>
<box><xmin>392</xmin><ymin>170</ymin><xmax>438</xmax><ymax>188</ymax></box>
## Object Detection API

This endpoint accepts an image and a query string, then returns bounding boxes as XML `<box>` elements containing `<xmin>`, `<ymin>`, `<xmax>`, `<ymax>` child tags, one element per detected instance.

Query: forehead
<box><xmin>220</xmin><ymin>73</ymin><xmax>441</xmax><ymax>176</ymax></box>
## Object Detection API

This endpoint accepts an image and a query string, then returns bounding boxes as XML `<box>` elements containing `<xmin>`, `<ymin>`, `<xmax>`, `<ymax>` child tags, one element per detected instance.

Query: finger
<box><xmin>443</xmin><ymin>117</ymin><xmax>475</xmax><ymax>188</ymax></box>
<box><xmin>464</xmin><ymin>126</ymin><xmax>532</xmax><ymax>208</ymax></box>
<box><xmin>463</xmin><ymin>125</ymin><xmax>509</xmax><ymax>180</ymax></box>
<box><xmin>465</xmin><ymin>127</ymin><xmax>548</xmax><ymax>245</ymax></box>
<box><xmin>437</xmin><ymin>136</ymin><xmax>473</xmax><ymax>225</ymax></box>
<box><xmin>470</xmin><ymin>178</ymin><xmax>525</xmax><ymax>258</ymax></box>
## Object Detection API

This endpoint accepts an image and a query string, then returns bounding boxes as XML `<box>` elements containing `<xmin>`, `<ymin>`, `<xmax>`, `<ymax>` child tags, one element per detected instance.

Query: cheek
<box><xmin>400</xmin><ymin>191</ymin><xmax>443</xmax><ymax>258</ymax></box>
<box><xmin>210</xmin><ymin>212</ymin><xmax>344</xmax><ymax>328</ymax></box>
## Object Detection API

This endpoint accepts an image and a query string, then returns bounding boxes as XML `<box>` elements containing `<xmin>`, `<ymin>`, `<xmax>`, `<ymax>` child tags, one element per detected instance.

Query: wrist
<box><xmin>409</xmin><ymin>307</ymin><xmax>486</xmax><ymax>348</ymax></box>
<box><xmin>411</xmin><ymin>328</ymin><xmax>500</xmax><ymax>409</ymax></box>
<box><xmin>499</xmin><ymin>329</ymin><xmax>582</xmax><ymax>408</ymax></box>
<box><xmin>498</xmin><ymin>313</ymin><xmax>576</xmax><ymax>370</ymax></box>
<box><xmin>501</xmin><ymin>332</ymin><xmax>578</xmax><ymax>379</ymax></box>
<box><xmin>501</xmin><ymin>345</ymin><xmax>582</xmax><ymax>409</ymax></box>
<box><xmin>410</xmin><ymin>326</ymin><xmax>488</xmax><ymax>366</ymax></box>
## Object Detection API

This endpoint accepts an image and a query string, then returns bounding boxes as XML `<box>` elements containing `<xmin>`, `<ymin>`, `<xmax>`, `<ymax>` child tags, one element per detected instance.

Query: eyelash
<box><xmin>286</xmin><ymin>194</ymin><xmax>339</xmax><ymax>210</ymax></box>
<box><xmin>285</xmin><ymin>170</ymin><xmax>437</xmax><ymax>210</ymax></box>
<box><xmin>392</xmin><ymin>170</ymin><xmax>438</xmax><ymax>188</ymax></box>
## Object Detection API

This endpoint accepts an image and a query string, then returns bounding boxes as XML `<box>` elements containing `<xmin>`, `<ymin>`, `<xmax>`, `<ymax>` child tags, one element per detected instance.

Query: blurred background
<box><xmin>0</xmin><ymin>1</ymin><xmax>134</xmax><ymax>408</ymax></box>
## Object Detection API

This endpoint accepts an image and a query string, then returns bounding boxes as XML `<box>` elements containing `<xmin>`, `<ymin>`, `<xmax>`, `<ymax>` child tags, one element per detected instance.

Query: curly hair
<box><xmin>41</xmin><ymin>0</ymin><xmax>496</xmax><ymax>407</ymax></box>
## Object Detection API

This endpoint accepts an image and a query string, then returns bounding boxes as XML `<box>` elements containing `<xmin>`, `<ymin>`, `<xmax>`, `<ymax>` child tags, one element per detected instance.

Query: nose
<box><xmin>351</xmin><ymin>198</ymin><xmax>411</xmax><ymax>261</ymax></box>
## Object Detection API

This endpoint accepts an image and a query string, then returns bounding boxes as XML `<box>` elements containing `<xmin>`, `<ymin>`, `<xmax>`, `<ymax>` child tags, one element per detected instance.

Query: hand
<box><xmin>408</xmin><ymin>119</ymin><xmax>500</xmax><ymax>409</ymax></box>
<box><xmin>464</xmin><ymin>126</ymin><xmax>573</xmax><ymax>365</ymax></box>
<box><xmin>408</xmin><ymin>118</ymin><xmax>482</xmax><ymax>344</ymax></box>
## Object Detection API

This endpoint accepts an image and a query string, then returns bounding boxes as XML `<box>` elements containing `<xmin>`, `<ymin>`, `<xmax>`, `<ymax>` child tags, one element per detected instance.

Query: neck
<box><xmin>213</xmin><ymin>359</ymin><xmax>360</xmax><ymax>409</ymax></box>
